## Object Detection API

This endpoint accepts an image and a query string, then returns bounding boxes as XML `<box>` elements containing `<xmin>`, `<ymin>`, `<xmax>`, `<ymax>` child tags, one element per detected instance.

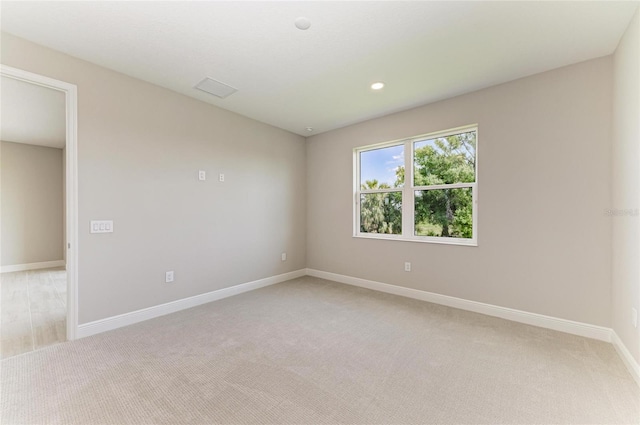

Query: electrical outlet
<box><xmin>219</xmin><ymin>173</ymin><xmax>225</xmax><ymax>182</ymax></box>
<box><xmin>632</xmin><ymin>308</ymin><xmax>638</xmax><ymax>328</ymax></box>
<box><xmin>198</xmin><ymin>170</ymin><xmax>206</xmax><ymax>181</ymax></box>
<box><xmin>165</xmin><ymin>271</ymin><xmax>175</xmax><ymax>283</ymax></box>
<box><xmin>404</xmin><ymin>262</ymin><xmax>411</xmax><ymax>272</ymax></box>
<box><xmin>281</xmin><ymin>252</ymin><xmax>287</xmax><ymax>261</ymax></box>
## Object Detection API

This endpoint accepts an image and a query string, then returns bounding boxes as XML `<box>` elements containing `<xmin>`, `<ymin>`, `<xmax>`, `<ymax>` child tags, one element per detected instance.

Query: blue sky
<box><xmin>360</xmin><ymin>145</ymin><xmax>404</xmax><ymax>187</ymax></box>
<box><xmin>360</xmin><ymin>132</ymin><xmax>476</xmax><ymax>188</ymax></box>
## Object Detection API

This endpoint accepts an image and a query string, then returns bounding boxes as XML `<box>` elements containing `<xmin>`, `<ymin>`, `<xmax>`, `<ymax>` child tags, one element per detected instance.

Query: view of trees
<box><xmin>360</xmin><ymin>180</ymin><xmax>402</xmax><ymax>234</ymax></box>
<box><xmin>360</xmin><ymin>131</ymin><xmax>476</xmax><ymax>238</ymax></box>
<box><xmin>412</xmin><ymin>131</ymin><xmax>475</xmax><ymax>238</ymax></box>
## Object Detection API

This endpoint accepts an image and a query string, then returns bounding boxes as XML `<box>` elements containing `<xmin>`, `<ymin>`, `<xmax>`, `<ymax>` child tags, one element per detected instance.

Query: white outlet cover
<box><xmin>219</xmin><ymin>173</ymin><xmax>225</xmax><ymax>182</ymax></box>
<box><xmin>281</xmin><ymin>253</ymin><xmax>287</xmax><ymax>261</ymax></box>
<box><xmin>404</xmin><ymin>262</ymin><xmax>411</xmax><ymax>272</ymax></box>
<box><xmin>198</xmin><ymin>170</ymin><xmax>206</xmax><ymax>181</ymax></box>
<box><xmin>165</xmin><ymin>271</ymin><xmax>175</xmax><ymax>283</ymax></box>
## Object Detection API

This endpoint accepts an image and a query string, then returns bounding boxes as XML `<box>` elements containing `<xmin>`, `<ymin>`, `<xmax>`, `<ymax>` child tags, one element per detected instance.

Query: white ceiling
<box><xmin>1</xmin><ymin>76</ymin><xmax>66</xmax><ymax>149</ymax></box>
<box><xmin>1</xmin><ymin>1</ymin><xmax>637</xmax><ymax>137</ymax></box>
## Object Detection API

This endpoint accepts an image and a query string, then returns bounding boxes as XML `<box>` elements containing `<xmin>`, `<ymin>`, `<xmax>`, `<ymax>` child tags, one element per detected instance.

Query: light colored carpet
<box><xmin>1</xmin><ymin>268</ymin><xmax>67</xmax><ymax>359</ymax></box>
<box><xmin>1</xmin><ymin>276</ymin><xmax>638</xmax><ymax>424</ymax></box>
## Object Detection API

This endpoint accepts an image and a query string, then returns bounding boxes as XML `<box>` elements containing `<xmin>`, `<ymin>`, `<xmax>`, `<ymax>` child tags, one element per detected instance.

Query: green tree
<box><xmin>398</xmin><ymin>132</ymin><xmax>476</xmax><ymax>238</ymax></box>
<box><xmin>360</xmin><ymin>179</ymin><xmax>402</xmax><ymax>234</ymax></box>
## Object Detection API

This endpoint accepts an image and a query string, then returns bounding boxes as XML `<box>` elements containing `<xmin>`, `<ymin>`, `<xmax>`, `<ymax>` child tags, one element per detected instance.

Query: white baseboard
<box><xmin>611</xmin><ymin>331</ymin><xmax>640</xmax><ymax>386</ymax></box>
<box><xmin>73</xmin><ymin>266</ymin><xmax>639</xmax><ymax>388</ymax></box>
<box><xmin>306</xmin><ymin>268</ymin><xmax>612</xmax><ymax>342</ymax></box>
<box><xmin>309</xmin><ymin>268</ymin><xmax>640</xmax><ymax>387</ymax></box>
<box><xmin>1</xmin><ymin>260</ymin><xmax>66</xmax><ymax>273</ymax></box>
<box><xmin>77</xmin><ymin>269</ymin><xmax>306</xmax><ymax>339</ymax></box>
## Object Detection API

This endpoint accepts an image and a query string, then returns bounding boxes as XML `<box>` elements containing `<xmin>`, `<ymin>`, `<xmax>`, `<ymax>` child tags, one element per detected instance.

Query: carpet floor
<box><xmin>2</xmin><ymin>276</ymin><xmax>639</xmax><ymax>424</ymax></box>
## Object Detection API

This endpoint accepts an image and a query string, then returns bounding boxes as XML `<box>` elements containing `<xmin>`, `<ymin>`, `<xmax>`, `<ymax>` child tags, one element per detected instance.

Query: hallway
<box><xmin>1</xmin><ymin>268</ymin><xmax>66</xmax><ymax>359</ymax></box>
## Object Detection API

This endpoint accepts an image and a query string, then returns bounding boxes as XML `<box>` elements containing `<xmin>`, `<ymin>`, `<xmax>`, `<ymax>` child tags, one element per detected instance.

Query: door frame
<box><xmin>1</xmin><ymin>65</ymin><xmax>79</xmax><ymax>340</ymax></box>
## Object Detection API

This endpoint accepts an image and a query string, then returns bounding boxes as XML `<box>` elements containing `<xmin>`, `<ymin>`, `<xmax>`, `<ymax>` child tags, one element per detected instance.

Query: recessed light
<box><xmin>306</xmin><ymin>127</ymin><xmax>314</xmax><ymax>132</ymax></box>
<box><xmin>371</xmin><ymin>82</ymin><xmax>385</xmax><ymax>90</ymax></box>
<box><xmin>295</xmin><ymin>17</ymin><xmax>311</xmax><ymax>30</ymax></box>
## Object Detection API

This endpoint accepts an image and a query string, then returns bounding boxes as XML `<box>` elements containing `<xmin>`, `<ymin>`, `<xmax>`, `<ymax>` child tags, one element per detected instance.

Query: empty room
<box><xmin>1</xmin><ymin>1</ymin><xmax>639</xmax><ymax>424</ymax></box>
<box><xmin>1</xmin><ymin>75</ymin><xmax>69</xmax><ymax>358</ymax></box>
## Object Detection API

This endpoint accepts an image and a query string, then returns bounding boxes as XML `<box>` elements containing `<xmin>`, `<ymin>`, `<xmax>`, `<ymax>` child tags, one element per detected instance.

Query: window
<box><xmin>354</xmin><ymin>125</ymin><xmax>477</xmax><ymax>246</ymax></box>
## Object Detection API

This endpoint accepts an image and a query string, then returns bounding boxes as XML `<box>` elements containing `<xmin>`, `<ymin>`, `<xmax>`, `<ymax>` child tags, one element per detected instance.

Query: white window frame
<box><xmin>353</xmin><ymin>125</ymin><xmax>478</xmax><ymax>246</ymax></box>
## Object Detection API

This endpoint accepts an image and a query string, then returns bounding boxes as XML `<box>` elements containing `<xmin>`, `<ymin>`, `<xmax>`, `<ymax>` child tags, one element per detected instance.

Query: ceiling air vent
<box><xmin>194</xmin><ymin>77</ymin><xmax>237</xmax><ymax>99</ymax></box>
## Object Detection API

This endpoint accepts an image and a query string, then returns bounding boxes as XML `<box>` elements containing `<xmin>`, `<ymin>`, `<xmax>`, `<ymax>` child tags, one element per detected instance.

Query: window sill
<box><xmin>353</xmin><ymin>233</ymin><xmax>478</xmax><ymax>247</ymax></box>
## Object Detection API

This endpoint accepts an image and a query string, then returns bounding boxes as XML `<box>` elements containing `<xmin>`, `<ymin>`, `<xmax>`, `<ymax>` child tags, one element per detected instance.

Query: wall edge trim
<box><xmin>1</xmin><ymin>260</ymin><xmax>66</xmax><ymax>273</ymax></box>
<box><xmin>612</xmin><ymin>330</ymin><xmax>640</xmax><ymax>387</ymax></box>
<box><xmin>305</xmin><ymin>268</ymin><xmax>612</xmax><ymax>341</ymax></box>
<box><xmin>306</xmin><ymin>268</ymin><xmax>640</xmax><ymax>385</ymax></box>
<box><xmin>77</xmin><ymin>269</ymin><xmax>306</xmax><ymax>338</ymax></box>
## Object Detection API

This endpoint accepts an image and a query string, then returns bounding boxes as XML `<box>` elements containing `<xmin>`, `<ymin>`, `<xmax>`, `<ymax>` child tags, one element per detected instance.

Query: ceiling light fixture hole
<box><xmin>295</xmin><ymin>17</ymin><xmax>311</xmax><ymax>30</ymax></box>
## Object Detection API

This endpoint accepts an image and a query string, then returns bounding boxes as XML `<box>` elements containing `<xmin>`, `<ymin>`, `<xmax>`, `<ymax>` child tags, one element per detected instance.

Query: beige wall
<box><xmin>1</xmin><ymin>141</ymin><xmax>64</xmax><ymax>266</ymax></box>
<box><xmin>612</xmin><ymin>9</ymin><xmax>640</xmax><ymax>363</ymax></box>
<box><xmin>1</xmin><ymin>30</ymin><xmax>627</xmax><ymax>337</ymax></box>
<box><xmin>307</xmin><ymin>57</ymin><xmax>613</xmax><ymax>327</ymax></box>
<box><xmin>1</xmin><ymin>33</ymin><xmax>307</xmax><ymax>324</ymax></box>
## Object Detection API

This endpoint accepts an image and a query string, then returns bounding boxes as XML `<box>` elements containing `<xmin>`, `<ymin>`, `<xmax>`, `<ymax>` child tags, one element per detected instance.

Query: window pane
<box><xmin>414</xmin><ymin>188</ymin><xmax>472</xmax><ymax>238</ymax></box>
<box><xmin>360</xmin><ymin>145</ymin><xmax>404</xmax><ymax>189</ymax></box>
<box><xmin>414</xmin><ymin>130</ymin><xmax>476</xmax><ymax>186</ymax></box>
<box><xmin>360</xmin><ymin>191</ymin><xmax>402</xmax><ymax>234</ymax></box>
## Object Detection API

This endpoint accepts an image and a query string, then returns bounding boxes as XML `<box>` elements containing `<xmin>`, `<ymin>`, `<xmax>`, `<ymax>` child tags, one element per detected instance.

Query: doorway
<box><xmin>0</xmin><ymin>65</ymin><xmax>78</xmax><ymax>357</ymax></box>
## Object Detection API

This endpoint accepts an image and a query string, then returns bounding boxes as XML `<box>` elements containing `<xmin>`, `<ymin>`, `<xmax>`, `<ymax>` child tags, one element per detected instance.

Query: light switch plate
<box><xmin>91</xmin><ymin>220</ymin><xmax>113</xmax><ymax>233</ymax></box>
